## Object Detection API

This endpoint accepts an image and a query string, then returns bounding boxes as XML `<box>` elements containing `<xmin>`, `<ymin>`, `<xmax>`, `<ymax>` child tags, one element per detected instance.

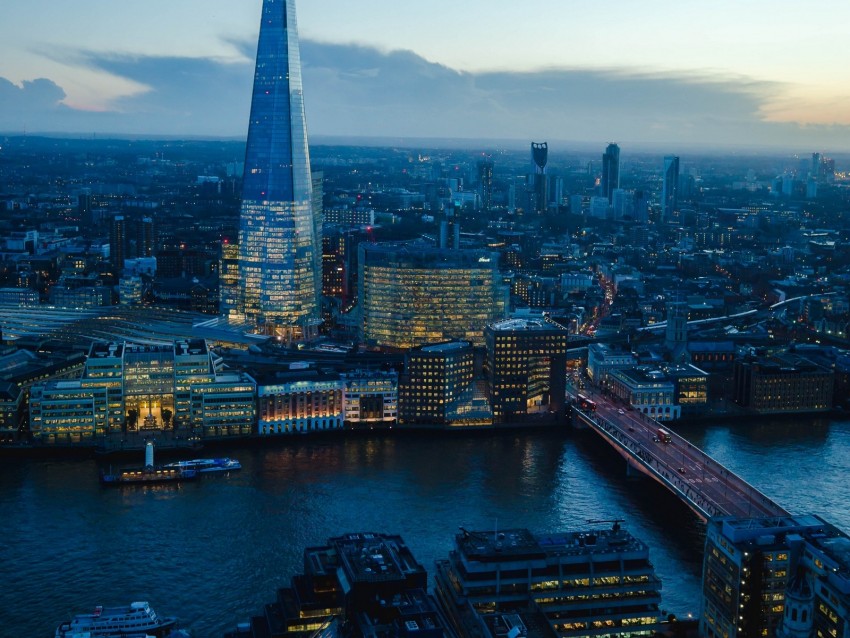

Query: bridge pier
<box><xmin>625</xmin><ymin>459</ymin><xmax>642</xmax><ymax>478</ymax></box>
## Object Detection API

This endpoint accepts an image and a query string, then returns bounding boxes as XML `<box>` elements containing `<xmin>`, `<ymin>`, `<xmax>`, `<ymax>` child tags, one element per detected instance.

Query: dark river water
<box><xmin>3</xmin><ymin>417</ymin><xmax>849</xmax><ymax>637</ymax></box>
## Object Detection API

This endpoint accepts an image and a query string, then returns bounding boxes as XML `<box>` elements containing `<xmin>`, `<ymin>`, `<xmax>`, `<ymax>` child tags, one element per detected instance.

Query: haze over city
<box><xmin>2</xmin><ymin>0</ymin><xmax>850</xmax><ymax>148</ymax></box>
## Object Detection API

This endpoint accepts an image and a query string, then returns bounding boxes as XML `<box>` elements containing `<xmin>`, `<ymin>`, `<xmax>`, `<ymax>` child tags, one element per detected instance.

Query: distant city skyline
<box><xmin>2</xmin><ymin>0</ymin><xmax>850</xmax><ymax>148</ymax></box>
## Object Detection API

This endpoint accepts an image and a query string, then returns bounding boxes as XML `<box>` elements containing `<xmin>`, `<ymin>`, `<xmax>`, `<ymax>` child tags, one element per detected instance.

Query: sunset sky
<box><xmin>2</xmin><ymin>0</ymin><xmax>849</xmax><ymax>149</ymax></box>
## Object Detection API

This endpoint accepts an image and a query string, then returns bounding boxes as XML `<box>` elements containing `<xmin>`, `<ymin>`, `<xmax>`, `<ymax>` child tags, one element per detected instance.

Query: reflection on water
<box><xmin>1</xmin><ymin>419</ymin><xmax>848</xmax><ymax>637</ymax></box>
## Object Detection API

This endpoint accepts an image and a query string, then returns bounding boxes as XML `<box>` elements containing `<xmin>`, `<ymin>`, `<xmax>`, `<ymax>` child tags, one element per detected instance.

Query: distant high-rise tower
<box><xmin>601</xmin><ymin>143</ymin><xmax>620</xmax><ymax>203</ymax></box>
<box><xmin>78</xmin><ymin>190</ymin><xmax>93</xmax><ymax>227</ymax></box>
<box><xmin>109</xmin><ymin>215</ymin><xmax>126</xmax><ymax>274</ymax></box>
<box><xmin>238</xmin><ymin>0</ymin><xmax>321</xmax><ymax>339</ymax></box>
<box><xmin>136</xmin><ymin>216</ymin><xmax>155</xmax><ymax>258</ymax></box>
<box><xmin>531</xmin><ymin>142</ymin><xmax>548</xmax><ymax>214</ymax></box>
<box><xmin>477</xmin><ymin>158</ymin><xmax>494</xmax><ymax>212</ymax></box>
<box><xmin>662</xmin><ymin>155</ymin><xmax>680</xmax><ymax>223</ymax></box>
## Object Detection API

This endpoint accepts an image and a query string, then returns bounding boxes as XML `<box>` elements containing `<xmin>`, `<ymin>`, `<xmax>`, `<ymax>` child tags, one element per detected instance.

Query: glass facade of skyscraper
<box><xmin>238</xmin><ymin>0</ymin><xmax>321</xmax><ymax>337</ymax></box>
<box><xmin>358</xmin><ymin>242</ymin><xmax>508</xmax><ymax>350</ymax></box>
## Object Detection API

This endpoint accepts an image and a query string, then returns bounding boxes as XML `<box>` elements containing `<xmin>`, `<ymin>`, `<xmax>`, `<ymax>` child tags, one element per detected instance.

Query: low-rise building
<box><xmin>587</xmin><ymin>343</ymin><xmax>638</xmax><ymax>387</ymax></box>
<box><xmin>226</xmin><ymin>532</ymin><xmax>448</xmax><ymax>638</ymax></box>
<box><xmin>733</xmin><ymin>353</ymin><xmax>833</xmax><ymax>413</ymax></box>
<box><xmin>609</xmin><ymin>367</ymin><xmax>681</xmax><ymax>421</ymax></box>
<box><xmin>435</xmin><ymin>523</ymin><xmax>662</xmax><ymax>638</ymax></box>
<box><xmin>29</xmin><ymin>339</ymin><xmax>256</xmax><ymax>443</ymax></box>
<box><xmin>341</xmin><ymin>370</ymin><xmax>398</xmax><ymax>426</ymax></box>
<box><xmin>257</xmin><ymin>375</ymin><xmax>343</xmax><ymax>435</ymax></box>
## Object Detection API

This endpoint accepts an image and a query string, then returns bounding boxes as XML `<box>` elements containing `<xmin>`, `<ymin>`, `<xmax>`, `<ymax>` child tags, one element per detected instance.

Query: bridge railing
<box><xmin>572</xmin><ymin>406</ymin><xmax>787</xmax><ymax>520</ymax></box>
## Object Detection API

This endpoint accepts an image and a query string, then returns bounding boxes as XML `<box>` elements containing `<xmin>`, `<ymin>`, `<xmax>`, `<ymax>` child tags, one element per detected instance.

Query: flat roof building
<box><xmin>435</xmin><ymin>523</ymin><xmax>662</xmax><ymax>638</ymax></box>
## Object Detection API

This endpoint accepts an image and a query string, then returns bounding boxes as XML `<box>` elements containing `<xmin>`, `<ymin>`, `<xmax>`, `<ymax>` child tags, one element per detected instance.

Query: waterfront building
<box><xmin>358</xmin><ymin>241</ymin><xmax>507</xmax><ymax>350</ymax></box>
<box><xmin>29</xmin><ymin>339</ymin><xmax>255</xmax><ymax>443</ymax></box>
<box><xmin>733</xmin><ymin>353</ymin><xmax>833</xmax><ymax>413</ymax></box>
<box><xmin>587</xmin><ymin>343</ymin><xmax>638</xmax><ymax>387</ymax></box>
<box><xmin>484</xmin><ymin>318</ymin><xmax>569</xmax><ymax>424</ymax></box>
<box><xmin>601</xmin><ymin>143</ymin><xmax>620</xmax><ymax>203</ymax></box>
<box><xmin>661</xmin><ymin>156</ymin><xmax>680</xmax><ymax>224</ymax></box>
<box><xmin>237</xmin><ymin>0</ymin><xmax>322</xmax><ymax>339</ymax></box>
<box><xmin>665</xmin><ymin>364</ymin><xmax>709</xmax><ymax>414</ymax></box>
<box><xmin>225</xmin><ymin>532</ymin><xmax>448</xmax><ymax>638</ymax></box>
<box><xmin>608</xmin><ymin>367</ymin><xmax>681</xmax><ymax>421</ymax></box>
<box><xmin>398</xmin><ymin>341</ymin><xmax>477</xmax><ymax>426</ymax></box>
<box><xmin>701</xmin><ymin>515</ymin><xmax>850</xmax><ymax>638</ymax></box>
<box><xmin>0</xmin><ymin>381</ymin><xmax>24</xmax><ymax>443</ymax></box>
<box><xmin>434</xmin><ymin>524</ymin><xmax>663</xmax><ymax>638</ymax></box>
<box><xmin>257</xmin><ymin>375</ymin><xmax>343</xmax><ymax>435</ymax></box>
<box><xmin>341</xmin><ymin>370</ymin><xmax>398</xmax><ymax>426</ymax></box>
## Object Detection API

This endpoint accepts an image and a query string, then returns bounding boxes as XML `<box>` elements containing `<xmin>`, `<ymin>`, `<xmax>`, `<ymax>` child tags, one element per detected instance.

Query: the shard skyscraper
<box><xmin>237</xmin><ymin>0</ymin><xmax>321</xmax><ymax>338</ymax></box>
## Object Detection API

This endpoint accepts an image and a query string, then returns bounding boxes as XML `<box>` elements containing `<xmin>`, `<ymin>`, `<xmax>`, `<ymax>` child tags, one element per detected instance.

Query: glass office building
<box><xmin>358</xmin><ymin>241</ymin><xmax>507</xmax><ymax>350</ymax></box>
<box><xmin>238</xmin><ymin>0</ymin><xmax>321</xmax><ymax>338</ymax></box>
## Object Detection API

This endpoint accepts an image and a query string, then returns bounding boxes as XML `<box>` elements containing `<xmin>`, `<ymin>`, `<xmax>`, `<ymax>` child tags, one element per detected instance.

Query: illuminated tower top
<box><xmin>238</xmin><ymin>0</ymin><xmax>321</xmax><ymax>337</ymax></box>
<box><xmin>243</xmin><ymin>0</ymin><xmax>311</xmax><ymax>204</ymax></box>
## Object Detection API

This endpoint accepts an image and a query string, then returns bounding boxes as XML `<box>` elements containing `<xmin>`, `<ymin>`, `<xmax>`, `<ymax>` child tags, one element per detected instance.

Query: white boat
<box><xmin>162</xmin><ymin>457</ymin><xmax>241</xmax><ymax>473</ymax></box>
<box><xmin>55</xmin><ymin>601</ymin><xmax>176</xmax><ymax>637</ymax></box>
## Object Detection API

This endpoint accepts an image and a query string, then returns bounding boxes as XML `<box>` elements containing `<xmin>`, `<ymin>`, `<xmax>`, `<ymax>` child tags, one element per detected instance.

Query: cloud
<box><xmin>0</xmin><ymin>77</ymin><xmax>68</xmax><ymax>131</ymax></box>
<box><xmin>2</xmin><ymin>40</ymin><xmax>850</xmax><ymax>149</ymax></box>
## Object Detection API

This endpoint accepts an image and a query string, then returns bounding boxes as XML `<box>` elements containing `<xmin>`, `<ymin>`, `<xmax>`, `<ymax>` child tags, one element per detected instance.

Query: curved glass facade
<box><xmin>359</xmin><ymin>242</ymin><xmax>508</xmax><ymax>349</ymax></box>
<box><xmin>238</xmin><ymin>0</ymin><xmax>321</xmax><ymax>334</ymax></box>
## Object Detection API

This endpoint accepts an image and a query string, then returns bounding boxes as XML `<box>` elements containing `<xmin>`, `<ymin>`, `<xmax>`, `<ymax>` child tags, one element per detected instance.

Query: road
<box><xmin>570</xmin><ymin>381</ymin><xmax>788</xmax><ymax>520</ymax></box>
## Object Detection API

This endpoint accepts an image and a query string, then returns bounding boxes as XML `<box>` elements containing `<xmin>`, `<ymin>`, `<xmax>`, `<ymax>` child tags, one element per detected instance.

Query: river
<box><xmin>2</xmin><ymin>417</ymin><xmax>848</xmax><ymax>637</ymax></box>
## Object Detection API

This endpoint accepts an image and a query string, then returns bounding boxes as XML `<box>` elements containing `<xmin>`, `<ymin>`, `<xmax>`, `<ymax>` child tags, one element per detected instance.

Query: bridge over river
<box><xmin>570</xmin><ymin>390</ymin><xmax>788</xmax><ymax>521</ymax></box>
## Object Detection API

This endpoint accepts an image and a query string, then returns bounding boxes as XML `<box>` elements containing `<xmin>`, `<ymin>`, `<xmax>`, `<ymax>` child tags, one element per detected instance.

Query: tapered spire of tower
<box><xmin>237</xmin><ymin>0</ymin><xmax>321</xmax><ymax>339</ymax></box>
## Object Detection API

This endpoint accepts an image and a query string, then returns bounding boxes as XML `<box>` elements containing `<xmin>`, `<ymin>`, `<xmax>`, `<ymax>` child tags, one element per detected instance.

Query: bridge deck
<box><xmin>572</xmin><ymin>398</ymin><xmax>788</xmax><ymax>521</ymax></box>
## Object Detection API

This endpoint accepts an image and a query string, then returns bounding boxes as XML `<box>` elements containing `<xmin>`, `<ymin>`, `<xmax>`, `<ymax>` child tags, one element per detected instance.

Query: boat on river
<box><xmin>55</xmin><ymin>601</ymin><xmax>176</xmax><ymax>637</ymax></box>
<box><xmin>162</xmin><ymin>457</ymin><xmax>241</xmax><ymax>473</ymax></box>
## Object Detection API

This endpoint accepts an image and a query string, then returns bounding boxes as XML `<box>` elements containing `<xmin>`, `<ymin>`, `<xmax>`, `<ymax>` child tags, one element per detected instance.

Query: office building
<box><xmin>485</xmin><ymin>318</ymin><xmax>569</xmax><ymax>424</ymax></box>
<box><xmin>701</xmin><ymin>515</ymin><xmax>850</xmax><ymax>638</ymax></box>
<box><xmin>587</xmin><ymin>343</ymin><xmax>638</xmax><ymax>386</ymax></box>
<box><xmin>398</xmin><ymin>341</ymin><xmax>476</xmax><ymax>426</ymax></box>
<box><xmin>29</xmin><ymin>339</ymin><xmax>255</xmax><ymax>442</ymax></box>
<box><xmin>226</xmin><ymin>532</ymin><xmax>448</xmax><ymax>638</ymax></box>
<box><xmin>661</xmin><ymin>156</ymin><xmax>680</xmax><ymax>223</ymax></box>
<box><xmin>359</xmin><ymin>241</ymin><xmax>507</xmax><ymax>350</ymax></box>
<box><xmin>238</xmin><ymin>0</ymin><xmax>321</xmax><ymax>339</ymax></box>
<box><xmin>608</xmin><ymin>367</ymin><xmax>681</xmax><ymax>421</ymax></box>
<box><xmin>531</xmin><ymin>142</ymin><xmax>549</xmax><ymax>213</ymax></box>
<box><xmin>601</xmin><ymin>143</ymin><xmax>620</xmax><ymax>203</ymax></box>
<box><xmin>733</xmin><ymin>353</ymin><xmax>833</xmax><ymax>413</ymax></box>
<box><xmin>435</xmin><ymin>523</ymin><xmax>662</xmax><ymax>638</ymax></box>
<box><xmin>219</xmin><ymin>240</ymin><xmax>240</xmax><ymax>317</ymax></box>
<box><xmin>341</xmin><ymin>370</ymin><xmax>398</xmax><ymax>426</ymax></box>
<box><xmin>257</xmin><ymin>375</ymin><xmax>343</xmax><ymax>435</ymax></box>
